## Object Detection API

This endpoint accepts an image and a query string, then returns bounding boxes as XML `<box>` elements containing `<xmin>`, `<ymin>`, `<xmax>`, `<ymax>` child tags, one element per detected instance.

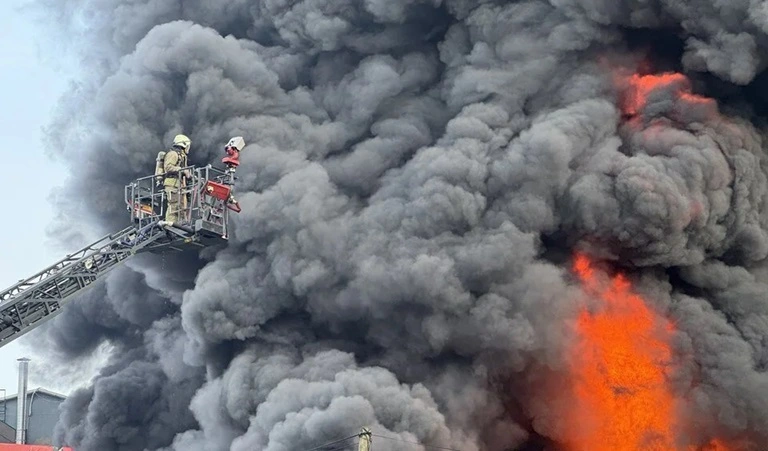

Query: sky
<box><xmin>0</xmin><ymin>0</ymin><xmax>87</xmax><ymax>398</ymax></box>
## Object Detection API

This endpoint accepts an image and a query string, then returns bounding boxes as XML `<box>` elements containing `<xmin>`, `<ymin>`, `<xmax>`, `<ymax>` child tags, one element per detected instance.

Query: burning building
<box><xmin>18</xmin><ymin>0</ymin><xmax>768</xmax><ymax>450</ymax></box>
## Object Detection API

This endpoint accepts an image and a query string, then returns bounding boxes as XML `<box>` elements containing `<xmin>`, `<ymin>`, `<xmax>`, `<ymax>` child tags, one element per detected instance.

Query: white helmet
<box><xmin>172</xmin><ymin>134</ymin><xmax>192</xmax><ymax>153</ymax></box>
<box><xmin>226</xmin><ymin>136</ymin><xmax>245</xmax><ymax>151</ymax></box>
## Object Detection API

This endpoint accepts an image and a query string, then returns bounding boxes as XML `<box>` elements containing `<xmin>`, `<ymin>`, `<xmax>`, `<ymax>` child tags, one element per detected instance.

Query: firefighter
<box><xmin>161</xmin><ymin>134</ymin><xmax>192</xmax><ymax>226</ymax></box>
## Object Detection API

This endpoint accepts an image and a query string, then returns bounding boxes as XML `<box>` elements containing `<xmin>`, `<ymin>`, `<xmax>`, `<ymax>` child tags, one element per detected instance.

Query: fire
<box><xmin>698</xmin><ymin>440</ymin><xmax>730</xmax><ymax>451</ymax></box>
<box><xmin>617</xmin><ymin>72</ymin><xmax>717</xmax><ymax>122</ymax></box>
<box><xmin>561</xmin><ymin>254</ymin><xmax>734</xmax><ymax>451</ymax></box>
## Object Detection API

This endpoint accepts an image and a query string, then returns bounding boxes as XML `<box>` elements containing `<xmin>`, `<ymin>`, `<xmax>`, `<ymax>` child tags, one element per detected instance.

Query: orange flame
<box><xmin>618</xmin><ymin>72</ymin><xmax>717</xmax><ymax>121</ymax></box>
<box><xmin>562</xmin><ymin>254</ymin><xmax>734</xmax><ymax>451</ymax></box>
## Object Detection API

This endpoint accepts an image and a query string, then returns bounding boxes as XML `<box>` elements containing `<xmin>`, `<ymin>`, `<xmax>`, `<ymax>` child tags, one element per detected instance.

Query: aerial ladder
<box><xmin>0</xmin><ymin>140</ymin><xmax>245</xmax><ymax>349</ymax></box>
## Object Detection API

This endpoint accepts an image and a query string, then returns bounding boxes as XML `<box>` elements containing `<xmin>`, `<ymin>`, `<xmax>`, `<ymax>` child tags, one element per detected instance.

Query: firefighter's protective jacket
<box><xmin>163</xmin><ymin>149</ymin><xmax>189</xmax><ymax>188</ymax></box>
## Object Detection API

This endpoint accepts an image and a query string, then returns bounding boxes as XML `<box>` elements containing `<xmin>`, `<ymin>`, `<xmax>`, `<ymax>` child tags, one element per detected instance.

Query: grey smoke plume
<box><xmin>21</xmin><ymin>0</ymin><xmax>768</xmax><ymax>449</ymax></box>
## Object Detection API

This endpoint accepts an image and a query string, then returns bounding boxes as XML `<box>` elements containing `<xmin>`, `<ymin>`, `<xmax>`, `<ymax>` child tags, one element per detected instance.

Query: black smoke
<box><xmin>20</xmin><ymin>0</ymin><xmax>768</xmax><ymax>450</ymax></box>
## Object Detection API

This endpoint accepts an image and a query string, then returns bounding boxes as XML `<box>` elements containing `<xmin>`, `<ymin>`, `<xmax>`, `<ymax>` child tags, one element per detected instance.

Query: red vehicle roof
<box><xmin>0</xmin><ymin>445</ymin><xmax>73</xmax><ymax>451</ymax></box>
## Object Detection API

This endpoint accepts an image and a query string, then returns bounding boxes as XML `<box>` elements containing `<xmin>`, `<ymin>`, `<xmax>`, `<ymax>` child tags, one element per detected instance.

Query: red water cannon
<box><xmin>222</xmin><ymin>136</ymin><xmax>245</xmax><ymax>169</ymax></box>
<box><xmin>217</xmin><ymin>136</ymin><xmax>245</xmax><ymax>213</ymax></box>
<box><xmin>222</xmin><ymin>147</ymin><xmax>239</xmax><ymax>168</ymax></box>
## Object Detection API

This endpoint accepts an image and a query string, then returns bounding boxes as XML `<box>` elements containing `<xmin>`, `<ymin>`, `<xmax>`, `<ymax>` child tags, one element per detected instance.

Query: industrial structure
<box><xmin>0</xmin><ymin>143</ymin><xmax>243</xmax><ymax>351</ymax></box>
<box><xmin>0</xmin><ymin>360</ymin><xmax>67</xmax><ymax>447</ymax></box>
<box><xmin>0</xmin><ymin>388</ymin><xmax>66</xmax><ymax>446</ymax></box>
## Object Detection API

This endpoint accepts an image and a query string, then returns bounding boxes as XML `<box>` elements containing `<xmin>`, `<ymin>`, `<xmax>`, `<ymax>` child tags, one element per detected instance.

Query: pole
<box><xmin>15</xmin><ymin>358</ymin><xmax>29</xmax><ymax>444</ymax></box>
<box><xmin>358</xmin><ymin>427</ymin><xmax>372</xmax><ymax>451</ymax></box>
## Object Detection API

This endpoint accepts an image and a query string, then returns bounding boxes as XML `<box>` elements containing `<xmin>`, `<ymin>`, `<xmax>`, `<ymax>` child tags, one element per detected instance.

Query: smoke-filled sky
<box><xmin>0</xmin><ymin>0</ymin><xmax>83</xmax><ymax>396</ymax></box>
<box><xmin>13</xmin><ymin>0</ymin><xmax>768</xmax><ymax>450</ymax></box>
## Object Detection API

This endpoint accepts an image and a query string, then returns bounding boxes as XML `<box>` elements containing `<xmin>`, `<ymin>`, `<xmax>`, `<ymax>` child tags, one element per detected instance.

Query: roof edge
<box><xmin>2</xmin><ymin>387</ymin><xmax>67</xmax><ymax>401</ymax></box>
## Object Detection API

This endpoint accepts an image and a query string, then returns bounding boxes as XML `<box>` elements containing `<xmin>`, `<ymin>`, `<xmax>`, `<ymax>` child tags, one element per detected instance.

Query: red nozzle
<box><xmin>222</xmin><ymin>146</ymin><xmax>240</xmax><ymax>167</ymax></box>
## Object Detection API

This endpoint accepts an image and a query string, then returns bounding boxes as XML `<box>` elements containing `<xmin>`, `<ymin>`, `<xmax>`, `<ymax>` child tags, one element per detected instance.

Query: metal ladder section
<box><xmin>0</xmin><ymin>221</ymin><xmax>185</xmax><ymax>349</ymax></box>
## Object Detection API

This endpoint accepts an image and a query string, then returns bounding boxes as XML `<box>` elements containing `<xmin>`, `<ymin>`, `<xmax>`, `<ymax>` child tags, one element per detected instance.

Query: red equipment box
<box><xmin>205</xmin><ymin>181</ymin><xmax>231</xmax><ymax>201</ymax></box>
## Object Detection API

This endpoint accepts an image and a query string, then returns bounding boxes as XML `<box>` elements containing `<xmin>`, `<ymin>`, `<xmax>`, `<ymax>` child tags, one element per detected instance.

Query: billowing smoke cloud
<box><xmin>21</xmin><ymin>0</ymin><xmax>768</xmax><ymax>449</ymax></box>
